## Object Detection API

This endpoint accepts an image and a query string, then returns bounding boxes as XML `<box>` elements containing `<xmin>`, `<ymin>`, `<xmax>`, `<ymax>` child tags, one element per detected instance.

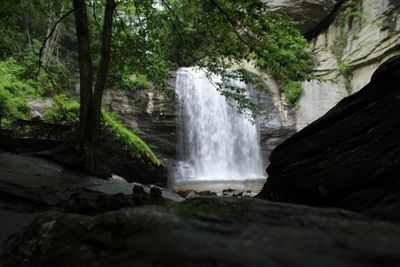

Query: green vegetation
<box><xmin>43</xmin><ymin>96</ymin><xmax>161</xmax><ymax>166</ymax></box>
<box><xmin>333</xmin><ymin>0</ymin><xmax>363</xmax><ymax>60</ymax></box>
<box><xmin>122</xmin><ymin>74</ymin><xmax>149</xmax><ymax>91</ymax></box>
<box><xmin>102</xmin><ymin>111</ymin><xmax>161</xmax><ymax>166</ymax></box>
<box><xmin>43</xmin><ymin>94</ymin><xmax>80</xmax><ymax>125</ymax></box>
<box><xmin>281</xmin><ymin>81</ymin><xmax>304</xmax><ymax>106</ymax></box>
<box><xmin>0</xmin><ymin>58</ymin><xmax>32</xmax><ymax>126</ymax></box>
<box><xmin>338</xmin><ymin>61</ymin><xmax>354</xmax><ymax>93</ymax></box>
<box><xmin>338</xmin><ymin>62</ymin><xmax>354</xmax><ymax>78</ymax></box>
<box><xmin>337</xmin><ymin>0</ymin><xmax>363</xmax><ymax>30</ymax></box>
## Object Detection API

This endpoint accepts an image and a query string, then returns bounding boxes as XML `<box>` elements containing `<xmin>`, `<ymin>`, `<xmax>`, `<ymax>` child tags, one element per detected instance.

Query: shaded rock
<box><xmin>102</xmin><ymin>81</ymin><xmax>177</xmax><ymax>164</ymax></box>
<box><xmin>132</xmin><ymin>184</ymin><xmax>146</xmax><ymax>195</ymax></box>
<box><xmin>184</xmin><ymin>191</ymin><xmax>200</xmax><ymax>199</ymax></box>
<box><xmin>4</xmin><ymin>197</ymin><xmax>400</xmax><ymax>267</ymax></box>
<box><xmin>100</xmin><ymin>131</ymin><xmax>167</xmax><ymax>185</ymax></box>
<box><xmin>267</xmin><ymin>0</ymin><xmax>340</xmax><ymax>34</ymax></box>
<box><xmin>259</xmin><ymin>56</ymin><xmax>400</xmax><ymax>222</ymax></box>
<box><xmin>150</xmin><ymin>186</ymin><xmax>162</xmax><ymax>198</ymax></box>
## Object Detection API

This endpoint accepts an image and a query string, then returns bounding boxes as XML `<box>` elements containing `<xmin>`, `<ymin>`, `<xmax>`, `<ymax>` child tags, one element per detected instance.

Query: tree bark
<box><xmin>88</xmin><ymin>0</ymin><xmax>116</xmax><ymax>143</ymax></box>
<box><xmin>71</xmin><ymin>0</ymin><xmax>116</xmax><ymax>176</ymax></box>
<box><xmin>73</xmin><ymin>0</ymin><xmax>93</xmax><ymax>146</ymax></box>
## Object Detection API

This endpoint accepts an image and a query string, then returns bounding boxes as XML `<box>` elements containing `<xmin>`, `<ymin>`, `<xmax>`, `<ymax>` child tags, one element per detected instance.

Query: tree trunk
<box><xmin>87</xmin><ymin>0</ymin><xmax>116</xmax><ymax>143</ymax></box>
<box><xmin>73</xmin><ymin>0</ymin><xmax>93</xmax><ymax>146</ymax></box>
<box><xmin>72</xmin><ymin>0</ymin><xmax>116</xmax><ymax>176</ymax></box>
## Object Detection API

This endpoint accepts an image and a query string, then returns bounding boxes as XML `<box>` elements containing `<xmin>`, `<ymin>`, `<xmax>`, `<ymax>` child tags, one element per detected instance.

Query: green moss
<box><xmin>102</xmin><ymin>111</ymin><xmax>161</xmax><ymax>166</ymax></box>
<box><xmin>338</xmin><ymin>62</ymin><xmax>354</xmax><ymax>94</ymax></box>
<box><xmin>44</xmin><ymin>97</ymin><xmax>161</xmax><ymax>166</ymax></box>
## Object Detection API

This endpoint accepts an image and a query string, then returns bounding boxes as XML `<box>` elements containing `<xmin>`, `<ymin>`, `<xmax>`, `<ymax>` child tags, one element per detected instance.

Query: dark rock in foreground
<box><xmin>258</xmin><ymin>56</ymin><xmax>400</xmax><ymax>222</ymax></box>
<box><xmin>4</xmin><ymin>197</ymin><xmax>400</xmax><ymax>267</ymax></box>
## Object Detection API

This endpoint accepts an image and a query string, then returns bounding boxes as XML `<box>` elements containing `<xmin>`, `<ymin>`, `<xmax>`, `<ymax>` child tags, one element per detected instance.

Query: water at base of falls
<box><xmin>172</xmin><ymin>67</ymin><xmax>266</xmax><ymax>183</ymax></box>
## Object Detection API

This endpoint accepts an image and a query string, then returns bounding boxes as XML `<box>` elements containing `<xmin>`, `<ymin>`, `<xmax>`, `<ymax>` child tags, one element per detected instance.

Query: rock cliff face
<box><xmin>296</xmin><ymin>0</ymin><xmax>400</xmax><ymax>130</ymax></box>
<box><xmin>258</xmin><ymin>56</ymin><xmax>400</xmax><ymax>222</ymax></box>
<box><xmin>249</xmin><ymin>80</ymin><xmax>297</xmax><ymax>166</ymax></box>
<box><xmin>267</xmin><ymin>0</ymin><xmax>340</xmax><ymax>34</ymax></box>
<box><xmin>102</xmin><ymin>81</ymin><xmax>177</xmax><ymax>165</ymax></box>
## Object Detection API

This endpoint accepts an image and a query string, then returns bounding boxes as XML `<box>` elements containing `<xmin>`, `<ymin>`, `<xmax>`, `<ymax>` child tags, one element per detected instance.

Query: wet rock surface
<box><xmin>259</xmin><ymin>56</ymin><xmax>400</xmax><ymax>222</ymax></box>
<box><xmin>2</xmin><ymin>152</ymin><xmax>400</xmax><ymax>266</ymax></box>
<box><xmin>0</xmin><ymin>152</ymin><xmax>183</xmax><ymax>262</ymax></box>
<box><xmin>4</xmin><ymin>197</ymin><xmax>400</xmax><ymax>267</ymax></box>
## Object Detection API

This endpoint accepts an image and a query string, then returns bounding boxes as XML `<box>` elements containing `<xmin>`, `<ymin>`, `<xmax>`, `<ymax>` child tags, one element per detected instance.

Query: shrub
<box><xmin>122</xmin><ymin>74</ymin><xmax>149</xmax><ymax>91</ymax></box>
<box><xmin>43</xmin><ymin>94</ymin><xmax>80</xmax><ymax>125</ymax></box>
<box><xmin>0</xmin><ymin>58</ymin><xmax>31</xmax><ymax>127</ymax></box>
<box><xmin>281</xmin><ymin>81</ymin><xmax>304</xmax><ymax>106</ymax></box>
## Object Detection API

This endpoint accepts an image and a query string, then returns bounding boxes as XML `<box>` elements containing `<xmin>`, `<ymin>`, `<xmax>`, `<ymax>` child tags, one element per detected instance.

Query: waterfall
<box><xmin>173</xmin><ymin>67</ymin><xmax>266</xmax><ymax>182</ymax></box>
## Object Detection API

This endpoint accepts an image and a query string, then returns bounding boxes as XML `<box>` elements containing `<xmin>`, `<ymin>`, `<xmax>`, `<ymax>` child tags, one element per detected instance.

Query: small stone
<box><xmin>132</xmin><ymin>185</ymin><xmax>146</xmax><ymax>195</ymax></box>
<box><xmin>185</xmin><ymin>191</ymin><xmax>200</xmax><ymax>200</ymax></box>
<box><xmin>150</xmin><ymin>186</ymin><xmax>162</xmax><ymax>198</ymax></box>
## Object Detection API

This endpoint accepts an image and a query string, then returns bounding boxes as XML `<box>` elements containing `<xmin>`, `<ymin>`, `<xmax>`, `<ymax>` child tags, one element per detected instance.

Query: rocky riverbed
<box><xmin>1</xmin><ymin>152</ymin><xmax>400</xmax><ymax>267</ymax></box>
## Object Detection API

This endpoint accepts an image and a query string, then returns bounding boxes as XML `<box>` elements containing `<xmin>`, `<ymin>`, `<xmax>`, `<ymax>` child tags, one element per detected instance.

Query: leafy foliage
<box><xmin>0</xmin><ymin>58</ymin><xmax>32</xmax><ymax>126</ymax></box>
<box><xmin>153</xmin><ymin>0</ymin><xmax>313</xmax><ymax>109</ymax></box>
<box><xmin>43</xmin><ymin>94</ymin><xmax>80</xmax><ymax>124</ymax></box>
<box><xmin>281</xmin><ymin>81</ymin><xmax>304</xmax><ymax>106</ymax></box>
<box><xmin>122</xmin><ymin>74</ymin><xmax>149</xmax><ymax>91</ymax></box>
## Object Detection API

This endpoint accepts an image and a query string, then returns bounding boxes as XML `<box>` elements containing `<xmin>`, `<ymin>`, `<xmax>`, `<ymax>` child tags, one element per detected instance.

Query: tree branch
<box><xmin>207</xmin><ymin>0</ymin><xmax>264</xmax><ymax>57</ymax></box>
<box><xmin>36</xmin><ymin>8</ymin><xmax>75</xmax><ymax>77</ymax></box>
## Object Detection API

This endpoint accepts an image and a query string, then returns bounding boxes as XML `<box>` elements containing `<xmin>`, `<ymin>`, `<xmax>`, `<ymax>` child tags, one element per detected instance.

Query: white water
<box><xmin>173</xmin><ymin>67</ymin><xmax>266</xmax><ymax>182</ymax></box>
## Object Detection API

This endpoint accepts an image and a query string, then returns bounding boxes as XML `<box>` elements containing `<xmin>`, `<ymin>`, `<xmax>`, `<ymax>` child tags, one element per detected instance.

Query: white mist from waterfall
<box><xmin>173</xmin><ymin>67</ymin><xmax>266</xmax><ymax>182</ymax></box>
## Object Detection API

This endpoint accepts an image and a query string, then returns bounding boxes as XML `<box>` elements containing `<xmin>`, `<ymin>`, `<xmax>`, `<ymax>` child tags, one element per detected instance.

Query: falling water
<box><xmin>173</xmin><ymin>67</ymin><xmax>266</xmax><ymax>182</ymax></box>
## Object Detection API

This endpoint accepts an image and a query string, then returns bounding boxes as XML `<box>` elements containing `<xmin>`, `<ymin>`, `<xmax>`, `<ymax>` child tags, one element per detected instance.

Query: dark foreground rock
<box><xmin>258</xmin><ymin>56</ymin><xmax>400</xmax><ymax>222</ymax></box>
<box><xmin>4</xmin><ymin>197</ymin><xmax>400</xmax><ymax>267</ymax></box>
<box><xmin>0</xmin><ymin>152</ymin><xmax>183</xmax><ymax>263</ymax></box>
<box><xmin>2</xmin><ymin>152</ymin><xmax>400</xmax><ymax>266</ymax></box>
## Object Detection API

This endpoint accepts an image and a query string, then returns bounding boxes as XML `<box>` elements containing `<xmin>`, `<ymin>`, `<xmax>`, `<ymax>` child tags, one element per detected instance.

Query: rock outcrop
<box><xmin>0</xmin><ymin>152</ymin><xmax>183</xmax><ymax>260</ymax></box>
<box><xmin>5</xmin><ymin>197</ymin><xmax>400</xmax><ymax>267</ymax></box>
<box><xmin>258</xmin><ymin>56</ymin><xmax>400</xmax><ymax>222</ymax></box>
<box><xmin>267</xmin><ymin>0</ymin><xmax>341</xmax><ymax>34</ymax></box>
<box><xmin>102</xmin><ymin>81</ymin><xmax>177</xmax><ymax>164</ymax></box>
<box><xmin>249</xmin><ymin>80</ymin><xmax>297</xmax><ymax>167</ymax></box>
<box><xmin>296</xmin><ymin>0</ymin><xmax>400</xmax><ymax>130</ymax></box>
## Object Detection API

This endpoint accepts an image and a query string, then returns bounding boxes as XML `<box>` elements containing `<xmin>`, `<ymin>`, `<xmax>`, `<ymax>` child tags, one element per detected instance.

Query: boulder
<box><xmin>266</xmin><ymin>0</ymin><xmax>340</xmax><ymax>34</ymax></box>
<box><xmin>258</xmin><ymin>56</ymin><xmax>400</xmax><ymax>222</ymax></box>
<box><xmin>4</xmin><ymin>197</ymin><xmax>400</xmax><ymax>267</ymax></box>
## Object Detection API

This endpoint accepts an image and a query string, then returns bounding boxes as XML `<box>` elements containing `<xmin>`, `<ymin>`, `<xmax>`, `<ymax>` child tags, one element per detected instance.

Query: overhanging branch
<box><xmin>36</xmin><ymin>8</ymin><xmax>76</xmax><ymax>77</ymax></box>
